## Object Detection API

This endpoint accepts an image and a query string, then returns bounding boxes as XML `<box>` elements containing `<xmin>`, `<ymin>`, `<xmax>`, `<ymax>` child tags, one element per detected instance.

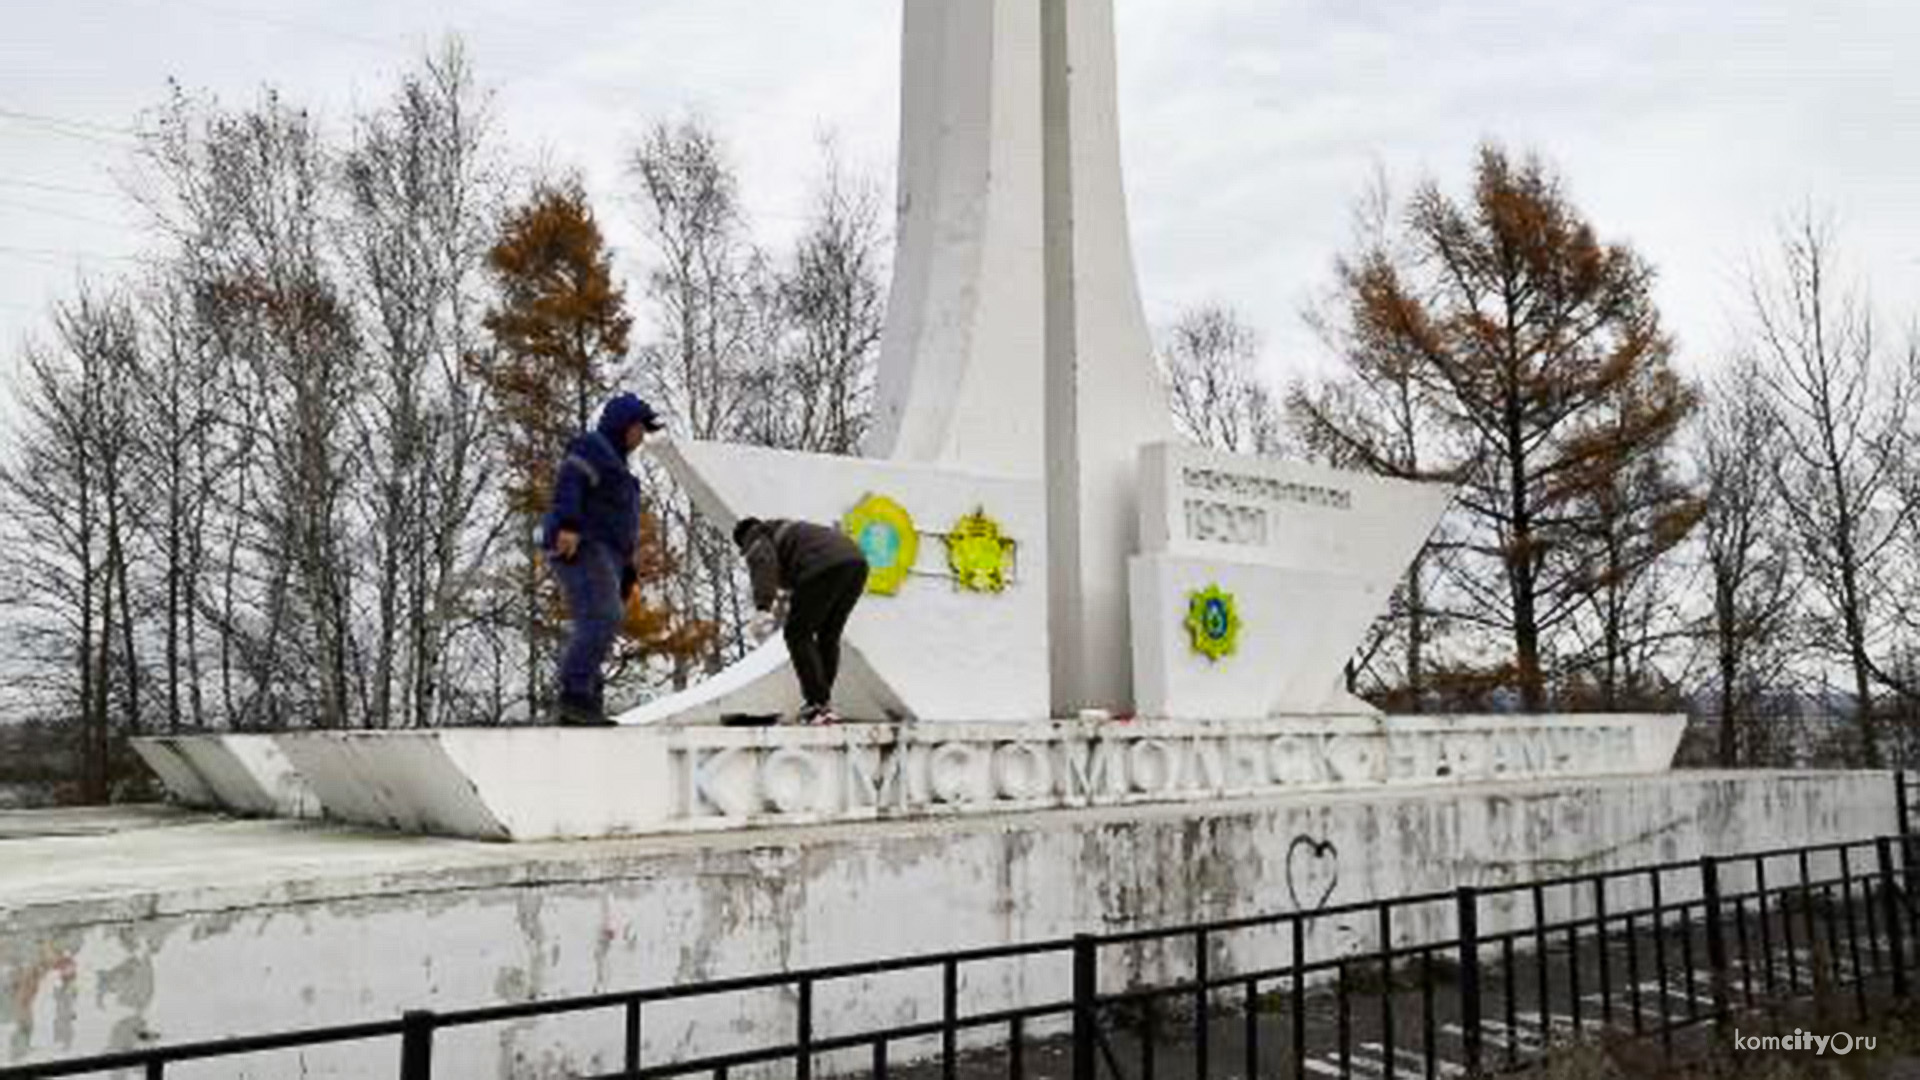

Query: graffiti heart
<box><xmin>1285</xmin><ymin>835</ymin><xmax>1339</xmax><ymax>914</ymax></box>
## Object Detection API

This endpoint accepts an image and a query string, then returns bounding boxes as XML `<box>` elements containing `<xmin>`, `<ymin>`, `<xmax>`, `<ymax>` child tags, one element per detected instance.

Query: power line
<box><xmin>0</xmin><ymin>107</ymin><xmax>135</xmax><ymax>138</ymax></box>
<box><xmin>0</xmin><ymin>109</ymin><xmax>137</xmax><ymax>149</ymax></box>
<box><xmin>136</xmin><ymin>0</ymin><xmax>805</xmax><ymax>125</ymax></box>
<box><xmin>0</xmin><ymin>197</ymin><xmax>132</xmax><ymax>229</ymax></box>
<box><xmin>0</xmin><ymin>177</ymin><xmax>125</xmax><ymax>200</ymax></box>
<box><xmin>161</xmin><ymin>0</ymin><xmax>401</xmax><ymax>54</ymax></box>
<box><xmin>0</xmin><ymin>246</ymin><xmax>144</xmax><ymax>263</ymax></box>
<box><xmin>0</xmin><ymin>104</ymin><xmax>135</xmax><ymax>134</ymax></box>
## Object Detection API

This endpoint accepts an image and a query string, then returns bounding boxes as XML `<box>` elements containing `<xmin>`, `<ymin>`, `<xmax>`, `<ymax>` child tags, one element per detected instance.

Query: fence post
<box><xmin>1702</xmin><ymin>856</ymin><xmax>1730</xmax><ymax>1029</ymax></box>
<box><xmin>1900</xmin><ymin>773</ymin><xmax>1912</xmax><ymax>840</ymax></box>
<box><xmin>800</xmin><ymin>976</ymin><xmax>817</xmax><ymax>1080</ymax></box>
<box><xmin>1073</xmin><ymin>934</ymin><xmax>1098</xmax><ymax>1080</ymax></box>
<box><xmin>1454</xmin><ymin>887</ymin><xmax>1481</xmax><ymax>1077</ymax></box>
<box><xmin>399</xmin><ymin>1010</ymin><xmax>435</xmax><ymax>1080</ymax></box>
<box><xmin>1881</xmin><ymin>837</ymin><xmax>1910</xmax><ymax>999</ymax></box>
<box><xmin>940</xmin><ymin>961</ymin><xmax>957</xmax><ymax>1080</ymax></box>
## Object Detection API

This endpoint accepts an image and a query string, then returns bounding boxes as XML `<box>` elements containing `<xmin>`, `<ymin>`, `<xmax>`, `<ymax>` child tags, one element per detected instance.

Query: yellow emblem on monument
<box><xmin>945</xmin><ymin>509</ymin><xmax>1016</xmax><ymax>593</ymax></box>
<box><xmin>1184</xmin><ymin>584</ymin><xmax>1243</xmax><ymax>662</ymax></box>
<box><xmin>842</xmin><ymin>494</ymin><xmax>919</xmax><ymax>596</ymax></box>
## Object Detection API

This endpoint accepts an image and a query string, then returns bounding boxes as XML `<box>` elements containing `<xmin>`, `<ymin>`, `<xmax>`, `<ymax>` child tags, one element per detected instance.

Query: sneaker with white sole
<box><xmin>795</xmin><ymin>704</ymin><xmax>841</xmax><ymax>726</ymax></box>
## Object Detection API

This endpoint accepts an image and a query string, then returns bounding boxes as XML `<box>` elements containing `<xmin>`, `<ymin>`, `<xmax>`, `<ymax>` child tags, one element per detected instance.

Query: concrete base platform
<box><xmin>0</xmin><ymin>770</ymin><xmax>1895</xmax><ymax>1076</ymax></box>
<box><xmin>134</xmin><ymin>713</ymin><xmax>1685</xmax><ymax>841</ymax></box>
<box><xmin>131</xmin><ymin>734</ymin><xmax>319</xmax><ymax>819</ymax></box>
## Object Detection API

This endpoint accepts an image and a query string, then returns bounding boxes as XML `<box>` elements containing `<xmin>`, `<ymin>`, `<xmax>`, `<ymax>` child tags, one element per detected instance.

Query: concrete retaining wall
<box><xmin>1</xmin><ymin>770</ymin><xmax>1895</xmax><ymax>1077</ymax></box>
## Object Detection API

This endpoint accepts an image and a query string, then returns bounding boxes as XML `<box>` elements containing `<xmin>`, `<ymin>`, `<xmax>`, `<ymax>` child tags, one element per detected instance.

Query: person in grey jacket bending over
<box><xmin>732</xmin><ymin>517</ymin><xmax>870</xmax><ymax>725</ymax></box>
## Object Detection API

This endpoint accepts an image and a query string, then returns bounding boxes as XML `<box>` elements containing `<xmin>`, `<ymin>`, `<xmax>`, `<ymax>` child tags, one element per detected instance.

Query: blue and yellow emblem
<box><xmin>944</xmin><ymin>509</ymin><xmax>1016</xmax><ymax>593</ymax></box>
<box><xmin>1185</xmin><ymin>584</ymin><xmax>1242</xmax><ymax>662</ymax></box>
<box><xmin>843</xmin><ymin>493</ymin><xmax>919</xmax><ymax>596</ymax></box>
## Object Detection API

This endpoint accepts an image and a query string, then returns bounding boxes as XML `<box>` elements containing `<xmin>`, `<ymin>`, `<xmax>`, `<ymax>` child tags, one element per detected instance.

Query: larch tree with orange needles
<box><xmin>476</xmin><ymin>179</ymin><xmax>709</xmax><ymax>717</ymax></box>
<box><xmin>1304</xmin><ymin>146</ymin><xmax>1701</xmax><ymax>712</ymax></box>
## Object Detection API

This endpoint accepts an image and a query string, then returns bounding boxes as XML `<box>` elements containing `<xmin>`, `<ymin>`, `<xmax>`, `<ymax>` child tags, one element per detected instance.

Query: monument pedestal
<box><xmin>4</xmin><ymin>769</ymin><xmax>1893</xmax><ymax>1075</ymax></box>
<box><xmin>138</xmin><ymin>713</ymin><xmax>1683</xmax><ymax>842</ymax></box>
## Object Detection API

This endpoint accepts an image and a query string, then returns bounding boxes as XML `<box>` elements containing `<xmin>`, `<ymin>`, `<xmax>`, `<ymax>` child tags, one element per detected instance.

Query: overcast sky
<box><xmin>3</xmin><ymin>0</ymin><xmax>1916</xmax><ymax>396</ymax></box>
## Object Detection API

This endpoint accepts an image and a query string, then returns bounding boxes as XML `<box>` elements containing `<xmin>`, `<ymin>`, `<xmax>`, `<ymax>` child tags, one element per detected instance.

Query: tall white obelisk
<box><xmin>868</xmin><ymin>0</ymin><xmax>1174</xmax><ymax>716</ymax></box>
<box><xmin>1040</xmin><ymin>0</ymin><xmax>1176</xmax><ymax>714</ymax></box>
<box><xmin>867</xmin><ymin>1</ymin><xmax>1047</xmax><ymax>474</ymax></box>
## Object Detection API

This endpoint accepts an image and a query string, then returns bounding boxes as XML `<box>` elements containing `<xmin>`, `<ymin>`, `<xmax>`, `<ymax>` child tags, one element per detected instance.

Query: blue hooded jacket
<box><xmin>542</xmin><ymin>394</ymin><xmax>657</xmax><ymax>567</ymax></box>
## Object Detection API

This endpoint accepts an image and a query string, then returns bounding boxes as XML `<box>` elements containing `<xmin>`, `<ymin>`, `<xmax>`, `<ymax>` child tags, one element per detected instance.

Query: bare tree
<box><xmin>1888</xmin><ymin>345</ymin><xmax>1920</xmax><ymax>762</ymax></box>
<box><xmin>341</xmin><ymin>41</ymin><xmax>507</xmax><ymax>728</ymax></box>
<box><xmin>0</xmin><ymin>44</ymin><xmax>602</xmax><ymax>795</ymax></box>
<box><xmin>132</xmin><ymin>279</ymin><xmax>228</xmax><ymax>733</ymax></box>
<box><xmin>1292</xmin><ymin>180</ymin><xmax>1461</xmax><ymax>707</ymax></box>
<box><xmin>0</xmin><ymin>287</ymin><xmax>145</xmax><ymax>800</ymax></box>
<box><xmin>629</xmin><ymin>119</ymin><xmax>767</xmax><ymax>442</ymax></box>
<box><xmin>745</xmin><ymin>143</ymin><xmax>886</xmax><ymax>455</ymax></box>
<box><xmin>140</xmin><ymin>85</ymin><xmax>364</xmax><ymax>730</ymax></box>
<box><xmin>1748</xmin><ymin>213</ymin><xmax>1916</xmax><ymax>764</ymax></box>
<box><xmin>1689</xmin><ymin>357</ymin><xmax>1796</xmax><ymax>765</ymax></box>
<box><xmin>1159</xmin><ymin>305</ymin><xmax>1286</xmax><ymax>456</ymax></box>
<box><xmin>629</xmin><ymin>119</ymin><xmax>773</xmax><ymax>677</ymax></box>
<box><xmin>1557</xmin><ymin>362</ymin><xmax>1704</xmax><ymax>710</ymax></box>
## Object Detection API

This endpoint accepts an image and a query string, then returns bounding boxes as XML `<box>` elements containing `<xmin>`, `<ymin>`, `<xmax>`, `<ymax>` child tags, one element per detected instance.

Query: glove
<box><xmin>748</xmin><ymin>611</ymin><xmax>781</xmax><ymax>643</ymax></box>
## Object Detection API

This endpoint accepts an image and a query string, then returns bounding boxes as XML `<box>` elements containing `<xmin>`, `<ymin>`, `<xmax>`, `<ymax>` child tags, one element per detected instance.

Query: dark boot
<box><xmin>556</xmin><ymin>694</ymin><xmax>613</xmax><ymax>727</ymax></box>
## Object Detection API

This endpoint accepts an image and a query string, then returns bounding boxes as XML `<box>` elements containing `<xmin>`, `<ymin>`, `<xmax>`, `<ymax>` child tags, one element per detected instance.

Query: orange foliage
<box><xmin>478</xmin><ymin>180</ymin><xmax>711</xmax><ymax>681</ymax></box>
<box><xmin>614</xmin><ymin>512</ymin><xmax>717</xmax><ymax>670</ymax></box>
<box><xmin>475</xmin><ymin>178</ymin><xmax>632</xmax><ymax>516</ymax></box>
<box><xmin>1307</xmin><ymin>145</ymin><xmax>1702</xmax><ymax>711</ymax></box>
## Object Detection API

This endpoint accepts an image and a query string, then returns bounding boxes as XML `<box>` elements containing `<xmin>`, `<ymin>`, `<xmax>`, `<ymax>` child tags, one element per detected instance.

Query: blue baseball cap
<box><xmin>599</xmin><ymin>393</ymin><xmax>664</xmax><ymax>437</ymax></box>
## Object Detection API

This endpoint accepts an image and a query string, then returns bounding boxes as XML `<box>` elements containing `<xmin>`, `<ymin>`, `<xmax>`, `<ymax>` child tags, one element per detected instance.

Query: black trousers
<box><xmin>784</xmin><ymin>560</ymin><xmax>869</xmax><ymax>708</ymax></box>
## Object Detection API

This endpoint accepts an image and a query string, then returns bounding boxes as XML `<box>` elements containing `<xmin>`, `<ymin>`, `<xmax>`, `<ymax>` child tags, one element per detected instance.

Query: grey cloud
<box><xmin>3</xmin><ymin>0</ymin><xmax>1917</xmax><ymax>392</ymax></box>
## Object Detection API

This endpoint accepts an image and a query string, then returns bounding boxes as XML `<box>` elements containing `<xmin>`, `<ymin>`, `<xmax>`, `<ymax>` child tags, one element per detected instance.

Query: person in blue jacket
<box><xmin>542</xmin><ymin>392</ymin><xmax>664</xmax><ymax>726</ymax></box>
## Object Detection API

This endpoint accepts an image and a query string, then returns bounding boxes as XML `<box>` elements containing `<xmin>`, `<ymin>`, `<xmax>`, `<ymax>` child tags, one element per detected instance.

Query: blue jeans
<box><xmin>552</xmin><ymin>541</ymin><xmax>624</xmax><ymax>707</ymax></box>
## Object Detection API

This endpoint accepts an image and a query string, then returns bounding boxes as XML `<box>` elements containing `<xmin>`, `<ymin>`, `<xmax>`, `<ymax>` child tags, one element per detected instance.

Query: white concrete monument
<box><xmin>626</xmin><ymin>0</ymin><xmax>1190</xmax><ymax>725</ymax></box>
<box><xmin>135</xmin><ymin>0</ymin><xmax>1684</xmax><ymax>840</ymax></box>
<box><xmin>625</xmin><ymin>0</ymin><xmax>1445</xmax><ymax>727</ymax></box>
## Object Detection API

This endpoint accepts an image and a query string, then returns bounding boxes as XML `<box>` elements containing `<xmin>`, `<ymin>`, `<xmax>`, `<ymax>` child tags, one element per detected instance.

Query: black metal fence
<box><xmin>9</xmin><ymin>789</ymin><xmax>1920</xmax><ymax>1080</ymax></box>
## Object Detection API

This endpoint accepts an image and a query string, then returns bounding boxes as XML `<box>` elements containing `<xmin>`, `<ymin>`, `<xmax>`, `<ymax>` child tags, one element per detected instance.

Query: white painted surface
<box><xmin>665</xmin><ymin>714</ymin><xmax>1686</xmax><ymax>829</ymax></box>
<box><xmin>617</xmin><ymin>639</ymin><xmax>851</xmax><ymax>726</ymax></box>
<box><xmin>275</xmin><ymin>730</ymin><xmax>512</xmax><ymax>839</ymax></box>
<box><xmin>279</xmin><ymin>729</ymin><xmax>678</xmax><ymax>842</ymax></box>
<box><xmin>868</xmin><ymin>0</ymin><xmax>1046</xmax><ymax>476</ymax></box>
<box><xmin>1042</xmin><ymin>0</ymin><xmax>1178</xmax><ymax>716</ymax></box>
<box><xmin>671</xmin><ymin>0</ymin><xmax>1061</xmax><ymax>729</ymax></box>
<box><xmin>130</xmin><ymin>735</ymin><xmax>319</xmax><ymax>819</ymax></box>
<box><xmin>631</xmin><ymin>0</ymin><xmax>1197</xmax><ymax>724</ymax></box>
<box><xmin>153</xmin><ymin>715</ymin><xmax>1678</xmax><ymax>841</ymax></box>
<box><xmin>127</xmin><ymin>739</ymin><xmax>217</xmax><ymax>809</ymax></box>
<box><xmin>1128</xmin><ymin>444</ymin><xmax>1451</xmax><ymax>719</ymax></box>
<box><xmin>1136</xmin><ymin>442</ymin><xmax>1453</xmax><ymax>574</ymax></box>
<box><xmin>2</xmin><ymin>771</ymin><xmax>1894</xmax><ymax>1076</ymax></box>
<box><xmin>642</xmin><ymin>438</ymin><xmax>1047</xmax><ymax>723</ymax></box>
<box><xmin>1129</xmin><ymin>558</ymin><xmax>1383</xmax><ymax>717</ymax></box>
